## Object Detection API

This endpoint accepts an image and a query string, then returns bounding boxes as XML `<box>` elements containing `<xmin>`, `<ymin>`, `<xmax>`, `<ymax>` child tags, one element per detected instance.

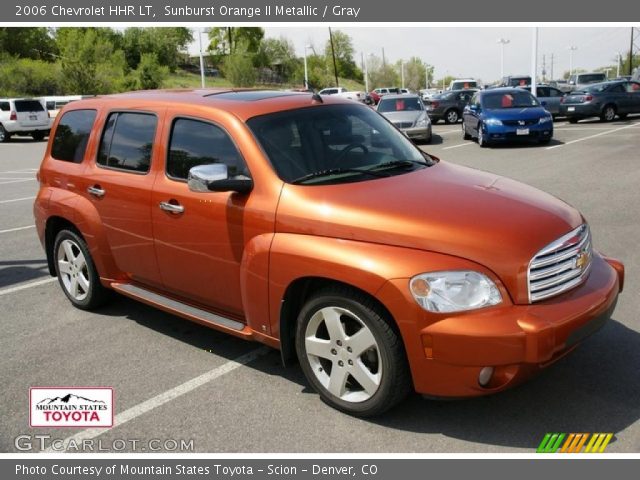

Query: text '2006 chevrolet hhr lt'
<box><xmin>34</xmin><ymin>89</ymin><xmax>624</xmax><ymax>416</ymax></box>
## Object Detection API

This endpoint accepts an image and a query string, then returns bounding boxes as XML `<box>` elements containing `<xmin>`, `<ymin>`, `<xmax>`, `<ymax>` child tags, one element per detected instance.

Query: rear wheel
<box><xmin>477</xmin><ymin>123</ymin><xmax>490</xmax><ymax>148</ymax></box>
<box><xmin>54</xmin><ymin>229</ymin><xmax>111</xmax><ymax>310</ymax></box>
<box><xmin>600</xmin><ymin>105</ymin><xmax>616</xmax><ymax>122</ymax></box>
<box><xmin>0</xmin><ymin>125</ymin><xmax>9</xmax><ymax>143</ymax></box>
<box><xmin>568</xmin><ymin>118</ymin><xmax>579</xmax><ymax>124</ymax></box>
<box><xmin>295</xmin><ymin>287</ymin><xmax>411</xmax><ymax>417</ymax></box>
<box><xmin>444</xmin><ymin>109</ymin><xmax>459</xmax><ymax>124</ymax></box>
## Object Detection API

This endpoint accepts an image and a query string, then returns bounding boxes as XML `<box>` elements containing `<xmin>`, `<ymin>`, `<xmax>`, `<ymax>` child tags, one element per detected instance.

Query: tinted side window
<box><xmin>608</xmin><ymin>84</ymin><xmax>625</xmax><ymax>93</ymax></box>
<box><xmin>167</xmin><ymin>118</ymin><xmax>247</xmax><ymax>180</ymax></box>
<box><xmin>536</xmin><ymin>87</ymin><xmax>549</xmax><ymax>97</ymax></box>
<box><xmin>97</xmin><ymin>112</ymin><xmax>157</xmax><ymax>173</ymax></box>
<box><xmin>0</xmin><ymin>102</ymin><xmax>10</xmax><ymax>111</ymax></box>
<box><xmin>51</xmin><ymin>110</ymin><xmax>97</xmax><ymax>163</ymax></box>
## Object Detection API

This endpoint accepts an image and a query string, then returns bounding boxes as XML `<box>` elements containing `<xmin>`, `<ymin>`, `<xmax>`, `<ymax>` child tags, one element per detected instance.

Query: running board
<box><xmin>112</xmin><ymin>283</ymin><xmax>246</xmax><ymax>332</ymax></box>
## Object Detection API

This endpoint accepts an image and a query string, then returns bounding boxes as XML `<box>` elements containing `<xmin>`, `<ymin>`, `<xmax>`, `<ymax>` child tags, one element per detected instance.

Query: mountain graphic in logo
<box><xmin>37</xmin><ymin>393</ymin><xmax>106</xmax><ymax>405</ymax></box>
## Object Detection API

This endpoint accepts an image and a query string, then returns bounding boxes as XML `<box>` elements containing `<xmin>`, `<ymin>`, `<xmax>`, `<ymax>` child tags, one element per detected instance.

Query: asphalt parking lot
<box><xmin>1</xmin><ymin>116</ymin><xmax>639</xmax><ymax>453</ymax></box>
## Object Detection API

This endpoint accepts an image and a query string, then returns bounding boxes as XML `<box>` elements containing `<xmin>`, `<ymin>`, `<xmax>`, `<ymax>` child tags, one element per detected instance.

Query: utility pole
<box><xmin>531</xmin><ymin>28</ymin><xmax>538</xmax><ymax>97</ymax></box>
<box><xmin>542</xmin><ymin>54</ymin><xmax>546</xmax><ymax>82</ymax></box>
<box><xmin>382</xmin><ymin>48</ymin><xmax>386</xmax><ymax>67</ymax></box>
<box><xmin>401</xmin><ymin>60</ymin><xmax>405</xmax><ymax>89</ymax></box>
<box><xmin>550</xmin><ymin>53</ymin><xmax>554</xmax><ymax>80</ymax></box>
<box><xmin>630</xmin><ymin>27</ymin><xmax>635</xmax><ymax>76</ymax></box>
<box><xmin>328</xmin><ymin>27</ymin><xmax>339</xmax><ymax>87</ymax></box>
<box><xmin>497</xmin><ymin>38</ymin><xmax>510</xmax><ymax>80</ymax></box>
<box><xmin>569</xmin><ymin>45</ymin><xmax>578</xmax><ymax>76</ymax></box>
<box><xmin>617</xmin><ymin>52</ymin><xmax>621</xmax><ymax>78</ymax></box>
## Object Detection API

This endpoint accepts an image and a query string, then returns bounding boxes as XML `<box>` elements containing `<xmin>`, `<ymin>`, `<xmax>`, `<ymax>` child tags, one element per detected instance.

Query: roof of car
<box><xmin>62</xmin><ymin>88</ymin><xmax>357</xmax><ymax>121</ymax></box>
<box><xmin>379</xmin><ymin>93</ymin><xmax>420</xmax><ymax>100</ymax></box>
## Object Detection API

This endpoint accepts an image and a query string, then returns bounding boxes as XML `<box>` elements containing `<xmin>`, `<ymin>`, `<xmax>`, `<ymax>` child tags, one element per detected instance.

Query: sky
<box><xmin>221</xmin><ymin>26</ymin><xmax>634</xmax><ymax>83</ymax></box>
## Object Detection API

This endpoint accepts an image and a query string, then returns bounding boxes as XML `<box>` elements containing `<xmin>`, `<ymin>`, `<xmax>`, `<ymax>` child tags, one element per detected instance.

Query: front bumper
<box><xmin>376</xmin><ymin>253</ymin><xmax>623</xmax><ymax>397</ymax></box>
<box><xmin>402</xmin><ymin>125</ymin><xmax>432</xmax><ymax>141</ymax></box>
<box><xmin>485</xmin><ymin>122</ymin><xmax>553</xmax><ymax>142</ymax></box>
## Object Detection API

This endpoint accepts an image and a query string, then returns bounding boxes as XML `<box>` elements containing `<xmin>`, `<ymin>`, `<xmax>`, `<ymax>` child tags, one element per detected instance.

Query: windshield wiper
<box><xmin>290</xmin><ymin>168</ymin><xmax>388</xmax><ymax>185</ymax></box>
<box><xmin>367</xmin><ymin>159</ymin><xmax>428</xmax><ymax>171</ymax></box>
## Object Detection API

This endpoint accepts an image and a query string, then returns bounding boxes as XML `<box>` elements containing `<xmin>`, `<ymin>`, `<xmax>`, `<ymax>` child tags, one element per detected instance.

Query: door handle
<box><xmin>87</xmin><ymin>185</ymin><xmax>105</xmax><ymax>198</ymax></box>
<box><xmin>159</xmin><ymin>201</ymin><xmax>184</xmax><ymax>214</ymax></box>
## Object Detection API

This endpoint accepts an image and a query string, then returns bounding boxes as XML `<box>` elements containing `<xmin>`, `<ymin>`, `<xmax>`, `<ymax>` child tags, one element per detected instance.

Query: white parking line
<box><xmin>0</xmin><ymin>277</ymin><xmax>57</xmax><ymax>297</ymax></box>
<box><xmin>0</xmin><ymin>168</ymin><xmax>38</xmax><ymax>174</ymax></box>
<box><xmin>547</xmin><ymin>123</ymin><xmax>640</xmax><ymax>150</ymax></box>
<box><xmin>0</xmin><ymin>179</ymin><xmax>36</xmax><ymax>185</ymax></box>
<box><xmin>0</xmin><ymin>196</ymin><xmax>35</xmax><ymax>204</ymax></box>
<box><xmin>0</xmin><ymin>225</ymin><xmax>35</xmax><ymax>234</ymax></box>
<box><xmin>442</xmin><ymin>142</ymin><xmax>474</xmax><ymax>150</ymax></box>
<box><xmin>44</xmin><ymin>346</ymin><xmax>271</xmax><ymax>452</ymax></box>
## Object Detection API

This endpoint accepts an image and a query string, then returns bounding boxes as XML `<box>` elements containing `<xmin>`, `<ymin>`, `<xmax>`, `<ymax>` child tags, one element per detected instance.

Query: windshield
<box><xmin>482</xmin><ymin>91</ymin><xmax>539</xmax><ymax>109</ymax></box>
<box><xmin>577</xmin><ymin>74</ymin><xmax>606</xmax><ymax>84</ymax></box>
<box><xmin>377</xmin><ymin>96</ymin><xmax>424</xmax><ymax>112</ymax></box>
<box><xmin>247</xmin><ymin>104</ymin><xmax>431</xmax><ymax>185</ymax></box>
<box><xmin>583</xmin><ymin>82</ymin><xmax>613</xmax><ymax>93</ymax></box>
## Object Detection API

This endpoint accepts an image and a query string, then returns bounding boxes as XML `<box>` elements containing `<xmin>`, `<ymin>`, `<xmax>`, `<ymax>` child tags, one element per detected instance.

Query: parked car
<box><xmin>449</xmin><ymin>78</ymin><xmax>478</xmax><ymax>90</ymax></box>
<box><xmin>372</xmin><ymin>87</ymin><xmax>401</xmax><ymax>97</ymax></box>
<box><xmin>500</xmin><ymin>75</ymin><xmax>531</xmax><ymax>87</ymax></box>
<box><xmin>567</xmin><ymin>72</ymin><xmax>607</xmax><ymax>92</ymax></box>
<box><xmin>559</xmin><ymin>80</ymin><xmax>640</xmax><ymax>123</ymax></box>
<box><xmin>462</xmin><ymin>88</ymin><xmax>554</xmax><ymax>146</ymax></box>
<box><xmin>35</xmin><ymin>89</ymin><xmax>623</xmax><ymax>417</ymax></box>
<box><xmin>41</xmin><ymin>96</ymin><xmax>83</xmax><ymax>127</ymax></box>
<box><xmin>419</xmin><ymin>88</ymin><xmax>439</xmax><ymax>101</ymax></box>
<box><xmin>377</xmin><ymin>94</ymin><xmax>432</xmax><ymax>143</ymax></box>
<box><xmin>549</xmin><ymin>79</ymin><xmax>572</xmax><ymax>93</ymax></box>
<box><xmin>423</xmin><ymin>89</ymin><xmax>477</xmax><ymax>124</ymax></box>
<box><xmin>318</xmin><ymin>87</ymin><xmax>366</xmax><ymax>102</ymax></box>
<box><xmin>520</xmin><ymin>85</ymin><xmax>566</xmax><ymax>117</ymax></box>
<box><xmin>0</xmin><ymin>98</ymin><xmax>50</xmax><ymax>142</ymax></box>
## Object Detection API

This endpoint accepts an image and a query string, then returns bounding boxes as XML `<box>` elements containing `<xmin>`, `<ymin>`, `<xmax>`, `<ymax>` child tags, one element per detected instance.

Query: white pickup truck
<box><xmin>318</xmin><ymin>87</ymin><xmax>366</xmax><ymax>102</ymax></box>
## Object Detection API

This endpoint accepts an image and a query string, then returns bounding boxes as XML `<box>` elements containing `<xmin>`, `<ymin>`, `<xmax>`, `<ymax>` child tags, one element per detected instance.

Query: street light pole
<box><xmin>363</xmin><ymin>53</ymin><xmax>369</xmax><ymax>93</ymax></box>
<box><xmin>531</xmin><ymin>28</ymin><xmax>538</xmax><ymax>98</ymax></box>
<box><xmin>617</xmin><ymin>52</ymin><xmax>621</xmax><ymax>78</ymax></box>
<box><xmin>569</xmin><ymin>45</ymin><xmax>578</xmax><ymax>76</ymax></box>
<box><xmin>303</xmin><ymin>44</ymin><xmax>311</xmax><ymax>90</ymax></box>
<box><xmin>401</xmin><ymin>60</ymin><xmax>405</xmax><ymax>89</ymax></box>
<box><xmin>198</xmin><ymin>28</ymin><xmax>206</xmax><ymax>88</ymax></box>
<box><xmin>497</xmin><ymin>38</ymin><xmax>510</xmax><ymax>80</ymax></box>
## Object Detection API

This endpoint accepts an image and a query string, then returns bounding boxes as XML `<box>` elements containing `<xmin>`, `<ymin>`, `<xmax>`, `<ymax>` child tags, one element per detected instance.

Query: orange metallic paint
<box><xmin>35</xmin><ymin>89</ymin><xmax>624</xmax><ymax>398</ymax></box>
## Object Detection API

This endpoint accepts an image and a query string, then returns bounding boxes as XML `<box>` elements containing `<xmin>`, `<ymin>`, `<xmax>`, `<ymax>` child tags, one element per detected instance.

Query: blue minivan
<box><xmin>462</xmin><ymin>88</ymin><xmax>553</xmax><ymax>147</ymax></box>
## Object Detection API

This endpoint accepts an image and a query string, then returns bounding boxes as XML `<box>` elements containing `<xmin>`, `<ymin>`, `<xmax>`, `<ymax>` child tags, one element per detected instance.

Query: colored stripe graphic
<box><xmin>537</xmin><ymin>433</ymin><xmax>565</xmax><ymax>453</ymax></box>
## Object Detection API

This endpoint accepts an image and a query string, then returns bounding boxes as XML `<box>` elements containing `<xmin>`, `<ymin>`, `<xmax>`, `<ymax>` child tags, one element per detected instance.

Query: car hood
<box><xmin>484</xmin><ymin>106</ymin><xmax>549</xmax><ymax>120</ymax></box>
<box><xmin>275</xmin><ymin>161</ymin><xmax>582</xmax><ymax>304</ymax></box>
<box><xmin>381</xmin><ymin>111</ymin><xmax>424</xmax><ymax>124</ymax></box>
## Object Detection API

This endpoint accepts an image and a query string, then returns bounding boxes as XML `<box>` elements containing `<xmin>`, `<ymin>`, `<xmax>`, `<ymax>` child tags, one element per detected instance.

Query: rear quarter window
<box><xmin>51</xmin><ymin>109</ymin><xmax>97</xmax><ymax>163</ymax></box>
<box><xmin>0</xmin><ymin>102</ymin><xmax>10</xmax><ymax>112</ymax></box>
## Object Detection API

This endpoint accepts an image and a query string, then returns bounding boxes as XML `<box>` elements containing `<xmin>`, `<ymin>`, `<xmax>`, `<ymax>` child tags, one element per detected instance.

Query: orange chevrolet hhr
<box><xmin>34</xmin><ymin>89</ymin><xmax>624</xmax><ymax>416</ymax></box>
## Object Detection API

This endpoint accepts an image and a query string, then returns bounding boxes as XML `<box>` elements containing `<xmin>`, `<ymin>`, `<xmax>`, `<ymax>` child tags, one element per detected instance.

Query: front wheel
<box><xmin>54</xmin><ymin>229</ymin><xmax>111</xmax><ymax>310</ymax></box>
<box><xmin>295</xmin><ymin>288</ymin><xmax>411</xmax><ymax>417</ymax></box>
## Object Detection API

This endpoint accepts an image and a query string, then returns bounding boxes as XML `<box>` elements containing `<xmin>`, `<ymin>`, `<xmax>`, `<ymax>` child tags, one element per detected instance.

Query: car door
<box><xmin>464</xmin><ymin>93</ymin><xmax>481</xmax><ymax>134</ymax></box>
<box><xmin>605</xmin><ymin>83</ymin><xmax>629</xmax><ymax>113</ymax></box>
<box><xmin>150</xmin><ymin>114</ymin><xmax>264</xmax><ymax>317</ymax></box>
<box><xmin>81</xmin><ymin>109</ymin><xmax>164</xmax><ymax>289</ymax></box>
<box><xmin>625</xmin><ymin>82</ymin><xmax>640</xmax><ymax>113</ymax></box>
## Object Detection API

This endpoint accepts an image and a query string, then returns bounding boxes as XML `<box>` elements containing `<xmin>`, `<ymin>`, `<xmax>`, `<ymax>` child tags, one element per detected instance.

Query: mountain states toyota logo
<box><xmin>30</xmin><ymin>387</ymin><xmax>113</xmax><ymax>428</ymax></box>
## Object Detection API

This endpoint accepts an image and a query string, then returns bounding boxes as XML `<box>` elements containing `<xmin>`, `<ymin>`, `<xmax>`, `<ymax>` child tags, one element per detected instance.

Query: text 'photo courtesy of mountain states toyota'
<box><xmin>34</xmin><ymin>88</ymin><xmax>624</xmax><ymax>417</ymax></box>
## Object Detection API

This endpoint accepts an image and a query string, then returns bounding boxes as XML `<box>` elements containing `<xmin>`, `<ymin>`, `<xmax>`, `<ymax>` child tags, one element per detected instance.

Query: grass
<box><xmin>164</xmin><ymin>70</ymin><xmax>365</xmax><ymax>91</ymax></box>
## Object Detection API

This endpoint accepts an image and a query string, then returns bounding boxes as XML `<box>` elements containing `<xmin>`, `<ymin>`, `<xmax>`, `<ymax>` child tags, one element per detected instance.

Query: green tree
<box><xmin>399</xmin><ymin>57</ymin><xmax>430</xmax><ymax>92</ymax></box>
<box><xmin>0</xmin><ymin>57</ymin><xmax>62</xmax><ymax>96</ymax></box>
<box><xmin>368</xmin><ymin>55</ymin><xmax>399</xmax><ymax>89</ymax></box>
<box><xmin>222</xmin><ymin>54</ymin><xmax>256</xmax><ymax>87</ymax></box>
<box><xmin>134</xmin><ymin>53</ymin><xmax>168</xmax><ymax>90</ymax></box>
<box><xmin>254</xmin><ymin>37</ymin><xmax>300</xmax><ymax>81</ymax></box>
<box><xmin>55</xmin><ymin>28</ymin><xmax>127</xmax><ymax>94</ymax></box>
<box><xmin>0</xmin><ymin>27</ymin><xmax>57</xmax><ymax>60</ymax></box>
<box><xmin>208</xmin><ymin>27</ymin><xmax>264</xmax><ymax>55</ymax></box>
<box><xmin>324</xmin><ymin>30</ymin><xmax>360</xmax><ymax>80</ymax></box>
<box><xmin>122</xmin><ymin>27</ymin><xmax>192</xmax><ymax>72</ymax></box>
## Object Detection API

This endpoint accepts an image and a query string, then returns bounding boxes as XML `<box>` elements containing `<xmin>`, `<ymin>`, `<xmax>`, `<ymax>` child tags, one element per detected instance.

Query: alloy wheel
<box><xmin>57</xmin><ymin>239</ymin><xmax>90</xmax><ymax>302</ymax></box>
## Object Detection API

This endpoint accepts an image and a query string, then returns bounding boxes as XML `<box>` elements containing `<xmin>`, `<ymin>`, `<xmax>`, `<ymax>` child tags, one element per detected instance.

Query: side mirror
<box><xmin>188</xmin><ymin>164</ymin><xmax>253</xmax><ymax>194</ymax></box>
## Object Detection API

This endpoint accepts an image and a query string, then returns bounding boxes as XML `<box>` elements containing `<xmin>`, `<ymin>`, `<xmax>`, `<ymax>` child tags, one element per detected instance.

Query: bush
<box><xmin>134</xmin><ymin>53</ymin><xmax>168</xmax><ymax>90</ymax></box>
<box><xmin>222</xmin><ymin>54</ymin><xmax>256</xmax><ymax>87</ymax></box>
<box><xmin>0</xmin><ymin>56</ymin><xmax>63</xmax><ymax>97</ymax></box>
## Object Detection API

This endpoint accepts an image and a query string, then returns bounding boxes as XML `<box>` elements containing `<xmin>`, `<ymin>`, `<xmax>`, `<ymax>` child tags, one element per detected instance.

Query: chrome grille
<box><xmin>528</xmin><ymin>224</ymin><xmax>592</xmax><ymax>302</ymax></box>
<box><xmin>393</xmin><ymin>121</ymin><xmax>414</xmax><ymax>128</ymax></box>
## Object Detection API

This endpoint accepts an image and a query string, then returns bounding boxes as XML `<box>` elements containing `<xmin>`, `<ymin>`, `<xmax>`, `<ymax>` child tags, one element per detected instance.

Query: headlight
<box><xmin>409</xmin><ymin>271</ymin><xmax>502</xmax><ymax>313</ymax></box>
<box><xmin>416</xmin><ymin>114</ymin><xmax>430</xmax><ymax>127</ymax></box>
<box><xmin>484</xmin><ymin>118</ymin><xmax>502</xmax><ymax>126</ymax></box>
<box><xmin>538</xmin><ymin>115</ymin><xmax>553</xmax><ymax>124</ymax></box>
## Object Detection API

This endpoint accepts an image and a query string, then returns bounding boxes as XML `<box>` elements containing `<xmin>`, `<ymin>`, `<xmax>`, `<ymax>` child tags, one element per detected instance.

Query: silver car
<box><xmin>376</xmin><ymin>94</ymin><xmax>432</xmax><ymax>143</ymax></box>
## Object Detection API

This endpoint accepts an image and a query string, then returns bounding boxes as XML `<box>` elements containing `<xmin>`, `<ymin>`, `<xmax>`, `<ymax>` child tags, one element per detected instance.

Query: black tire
<box><xmin>539</xmin><ymin>137</ymin><xmax>551</xmax><ymax>145</ymax></box>
<box><xmin>600</xmin><ymin>104</ymin><xmax>616</xmax><ymax>122</ymax></box>
<box><xmin>618</xmin><ymin>113</ymin><xmax>628</xmax><ymax>120</ymax></box>
<box><xmin>431</xmin><ymin>118</ymin><xmax>439</xmax><ymax>125</ymax></box>
<box><xmin>568</xmin><ymin>118</ymin><xmax>579</xmax><ymax>124</ymax></box>
<box><xmin>462</xmin><ymin>122</ymin><xmax>471</xmax><ymax>140</ymax></box>
<box><xmin>295</xmin><ymin>286</ymin><xmax>411</xmax><ymax>417</ymax></box>
<box><xmin>0</xmin><ymin>124</ymin><xmax>9</xmax><ymax>143</ymax></box>
<box><xmin>444</xmin><ymin>109</ymin><xmax>459</xmax><ymax>124</ymax></box>
<box><xmin>32</xmin><ymin>131</ymin><xmax>45</xmax><ymax>141</ymax></box>
<box><xmin>477</xmin><ymin>123</ymin><xmax>490</xmax><ymax>148</ymax></box>
<box><xmin>53</xmin><ymin>229</ymin><xmax>111</xmax><ymax>310</ymax></box>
